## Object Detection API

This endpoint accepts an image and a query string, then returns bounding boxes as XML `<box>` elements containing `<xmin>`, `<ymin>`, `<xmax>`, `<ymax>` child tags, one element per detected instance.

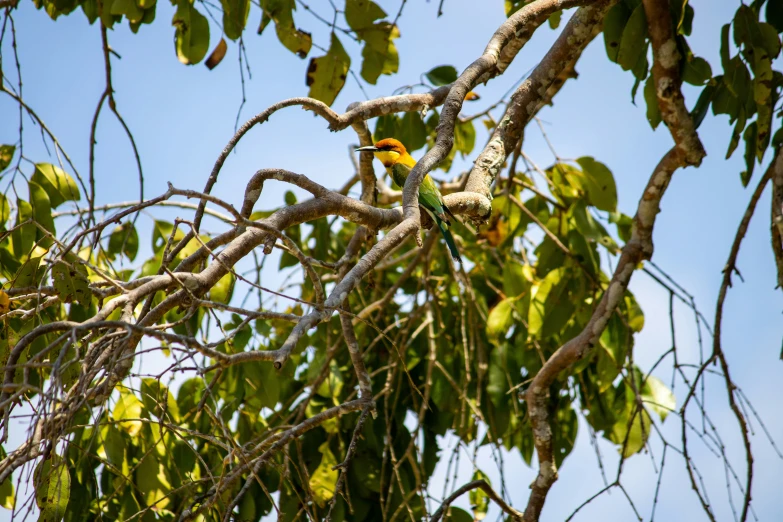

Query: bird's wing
<box><xmin>392</xmin><ymin>163</ymin><xmax>451</xmax><ymax>224</ymax></box>
<box><xmin>418</xmin><ymin>175</ymin><xmax>450</xmax><ymax>224</ymax></box>
<box><xmin>390</xmin><ymin>162</ymin><xmax>411</xmax><ymax>189</ymax></box>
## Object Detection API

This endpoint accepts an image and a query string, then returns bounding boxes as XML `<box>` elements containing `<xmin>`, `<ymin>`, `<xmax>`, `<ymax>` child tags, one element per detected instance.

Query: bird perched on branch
<box><xmin>356</xmin><ymin>138</ymin><xmax>462</xmax><ymax>264</ymax></box>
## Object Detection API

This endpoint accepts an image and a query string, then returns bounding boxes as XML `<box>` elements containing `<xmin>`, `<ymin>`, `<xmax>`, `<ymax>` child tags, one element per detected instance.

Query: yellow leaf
<box><xmin>113</xmin><ymin>391</ymin><xmax>144</xmax><ymax>437</ymax></box>
<box><xmin>0</xmin><ymin>290</ymin><xmax>9</xmax><ymax>315</ymax></box>
<box><xmin>308</xmin><ymin>442</ymin><xmax>338</xmax><ymax>505</ymax></box>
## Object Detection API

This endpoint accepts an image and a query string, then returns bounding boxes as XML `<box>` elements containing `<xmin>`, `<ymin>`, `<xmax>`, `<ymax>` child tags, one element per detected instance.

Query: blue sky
<box><xmin>1</xmin><ymin>0</ymin><xmax>782</xmax><ymax>520</ymax></box>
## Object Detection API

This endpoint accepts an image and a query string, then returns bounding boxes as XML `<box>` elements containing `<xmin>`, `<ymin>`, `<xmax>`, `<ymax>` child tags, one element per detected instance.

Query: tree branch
<box><xmin>523</xmin><ymin>146</ymin><xmax>684</xmax><ymax>521</ymax></box>
<box><xmin>431</xmin><ymin>479</ymin><xmax>523</xmax><ymax>522</ymax></box>
<box><xmin>710</xmin><ymin>154</ymin><xmax>776</xmax><ymax>522</ymax></box>
<box><xmin>404</xmin><ymin>0</ymin><xmax>592</xmax><ymax>222</ymax></box>
<box><xmin>642</xmin><ymin>0</ymin><xmax>705</xmax><ymax>166</ymax></box>
<box><xmin>466</xmin><ymin>0</ymin><xmax>613</xmax><ymax>198</ymax></box>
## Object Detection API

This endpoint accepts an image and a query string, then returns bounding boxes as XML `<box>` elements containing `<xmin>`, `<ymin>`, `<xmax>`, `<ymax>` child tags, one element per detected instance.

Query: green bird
<box><xmin>356</xmin><ymin>138</ymin><xmax>462</xmax><ymax>264</ymax></box>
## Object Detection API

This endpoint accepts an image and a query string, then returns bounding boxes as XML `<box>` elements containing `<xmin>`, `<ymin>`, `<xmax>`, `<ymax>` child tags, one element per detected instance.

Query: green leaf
<box><xmin>152</xmin><ymin>220</ymin><xmax>185</xmax><ymax>253</ymax></box>
<box><xmin>238</xmin><ymin>493</ymin><xmax>257</xmax><ymax>522</ymax></box>
<box><xmin>673</xmin><ymin>0</ymin><xmax>693</xmax><ymax>35</ymax></box>
<box><xmin>209</xmin><ymin>271</ymin><xmax>235</xmax><ymax>304</ymax></box>
<box><xmin>114</xmin><ymin>390</ymin><xmax>144</xmax><ymax>437</ymax></box>
<box><xmin>31</xmin><ymin>163</ymin><xmax>80</xmax><ymax>208</ymax></box>
<box><xmin>681</xmin><ymin>56</ymin><xmax>712</xmax><ymax>86</ymax></box>
<box><xmin>454</xmin><ymin>120</ymin><xmax>476</xmax><ymax>157</ymax></box>
<box><xmin>316</xmin><ymin>359</ymin><xmax>344</xmax><ymax>399</ymax></box>
<box><xmin>243</xmin><ymin>362</ymin><xmax>280</xmax><ymax>410</ymax></box>
<box><xmin>643</xmin><ymin>74</ymin><xmax>662</xmax><ymax>129</ymax></box>
<box><xmin>141</xmin><ymin>378</ymin><xmax>180</xmax><ymax>421</ymax></box>
<box><xmin>108</xmin><ymin>222</ymin><xmax>139</xmax><ymax>261</ymax></box>
<box><xmin>610</xmin><ymin>404</ymin><xmax>652</xmax><ymax>457</ymax></box>
<box><xmin>624</xmin><ymin>292</ymin><xmax>645</xmax><ymax>332</ymax></box>
<box><xmin>568</xmin><ymin>200</ymin><xmax>605</xmax><ymax>243</ymax></box>
<box><xmin>720</xmin><ymin>23</ymin><xmax>731</xmax><ymax>71</ymax></box>
<box><xmin>759</xmin><ymin>22</ymin><xmax>781</xmax><ymax>57</ymax></box>
<box><xmin>0</xmin><ymin>193</ymin><xmax>9</xmax><ymax>229</ymax></box>
<box><xmin>642</xmin><ymin>375</ymin><xmax>676</xmax><ymax>421</ymax></box>
<box><xmin>568</xmin><ymin>230</ymin><xmax>600</xmax><ymax>275</ymax></box>
<box><xmin>487</xmin><ymin>346</ymin><xmax>508</xmax><ymax>407</ymax></box>
<box><xmin>345</xmin><ymin>0</ymin><xmax>386</xmax><ymax>29</ymax></box>
<box><xmin>548</xmin><ymin>10</ymin><xmax>562</xmax><ymax>29</ymax></box>
<box><xmin>609</xmin><ymin>212</ymin><xmax>633</xmax><ymax>243</ymax></box>
<box><xmin>424</xmin><ymin>65</ymin><xmax>458</xmax><ymax>86</ymax></box>
<box><xmin>309</xmin><ymin>442</ymin><xmax>338</xmax><ymax>506</ymax></box>
<box><xmin>528</xmin><ymin>267</ymin><xmax>569</xmax><ymax>338</ymax></box>
<box><xmin>603</xmin><ymin>2</ymin><xmax>631</xmax><ymax>63</ymax></box>
<box><xmin>469</xmin><ymin>470</ymin><xmax>490</xmax><ymax>520</ymax></box>
<box><xmin>444</xmin><ymin>506</ymin><xmax>473</xmax><ymax>522</ymax></box>
<box><xmin>0</xmin><ymin>145</ymin><xmax>14</xmax><ymax>170</ymax></box>
<box><xmin>374</xmin><ymin>113</ymin><xmax>400</xmax><ymax>141</ymax></box>
<box><xmin>177</xmin><ymin>377</ymin><xmax>208</xmax><ymax>423</ymax></box>
<box><xmin>258</xmin><ymin>0</ymin><xmax>312</xmax><ymax>58</ymax></box>
<box><xmin>772</xmin><ymin>126</ymin><xmax>783</xmax><ymax>148</ymax></box>
<box><xmin>136</xmin><ymin>453</ymin><xmax>171</xmax><ymax>507</ymax></box>
<box><xmin>305</xmin><ymin>34</ymin><xmax>350</xmax><ymax>106</ymax></box>
<box><xmin>345</xmin><ymin>0</ymin><xmax>397</xmax><ymax>83</ymax></box>
<box><xmin>576</xmin><ymin>157</ymin><xmax>618</xmax><ymax>212</ymax></box>
<box><xmin>101</xmin><ymin>424</ymin><xmax>126</xmax><ymax>470</ymax></box>
<box><xmin>617</xmin><ymin>4</ymin><xmax>648</xmax><ymax>71</ymax></box>
<box><xmin>110</xmin><ymin>0</ymin><xmax>144</xmax><ymax>24</ymax></box>
<box><xmin>690</xmin><ymin>83</ymin><xmax>715</xmax><ymax>130</ymax></box>
<box><xmin>754</xmin><ymin>51</ymin><xmax>773</xmax><ymax>160</ymax></box>
<box><xmin>711</xmin><ymin>82</ymin><xmax>740</xmax><ymax>120</ymax></box>
<box><xmin>29</xmin><ymin>181</ymin><xmax>55</xmax><ymax>248</ymax></box>
<box><xmin>173</xmin><ymin>0</ymin><xmax>210</xmax><ymax>65</ymax></box>
<box><xmin>767</xmin><ymin>0</ymin><xmax>783</xmax><ymax>32</ymax></box>
<box><xmin>11</xmin><ymin>199</ymin><xmax>34</xmax><ymax>259</ymax></box>
<box><xmin>63</xmin><ymin>253</ymin><xmax>91</xmax><ymax>307</ymax></box>
<box><xmin>487</xmin><ymin>298</ymin><xmax>514</xmax><ymax>342</ymax></box>
<box><xmin>0</xmin><ymin>448</ymin><xmax>14</xmax><ymax>509</ymax></box>
<box><xmin>128</xmin><ymin>4</ymin><xmax>156</xmax><ymax>33</ymax></box>
<box><xmin>398</xmin><ymin>111</ymin><xmax>427</xmax><ymax>152</ymax></box>
<box><xmin>491</xmin><ymin>195</ymin><xmax>522</xmax><ymax>236</ymax></box>
<box><xmin>358</xmin><ymin>22</ymin><xmax>399</xmax><ymax>84</ymax></box>
<box><xmin>724</xmin><ymin>56</ymin><xmax>751</xmax><ymax>100</ymax></box>
<box><xmin>51</xmin><ymin>261</ymin><xmax>75</xmax><ymax>304</ymax></box>
<box><xmin>742</xmin><ymin>121</ymin><xmax>758</xmax><ymax>186</ymax></box>
<box><xmin>12</xmin><ymin>249</ymin><xmax>45</xmax><ymax>289</ymax></box>
<box><xmin>595</xmin><ymin>346</ymin><xmax>620</xmax><ymax>392</ymax></box>
<box><xmin>734</xmin><ymin>5</ymin><xmax>763</xmax><ymax>50</ymax></box>
<box><xmin>502</xmin><ymin>260</ymin><xmax>529</xmax><ymax>298</ymax></box>
<box><xmin>34</xmin><ymin>455</ymin><xmax>70</xmax><ymax>522</ymax></box>
<box><xmin>221</xmin><ymin>0</ymin><xmax>250</xmax><ymax>40</ymax></box>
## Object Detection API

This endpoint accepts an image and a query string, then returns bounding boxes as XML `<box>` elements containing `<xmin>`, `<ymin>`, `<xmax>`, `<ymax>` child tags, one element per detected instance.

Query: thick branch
<box><xmin>642</xmin><ymin>0</ymin><xmax>705</xmax><ymax>166</ymax></box>
<box><xmin>466</xmin><ymin>0</ymin><xmax>613</xmax><ymax>198</ymax></box>
<box><xmin>405</xmin><ymin>0</ymin><xmax>591</xmax><ymax>218</ymax></box>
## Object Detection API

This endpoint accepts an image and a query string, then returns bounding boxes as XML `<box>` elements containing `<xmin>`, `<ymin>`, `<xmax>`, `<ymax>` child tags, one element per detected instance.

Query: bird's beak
<box><xmin>355</xmin><ymin>145</ymin><xmax>379</xmax><ymax>152</ymax></box>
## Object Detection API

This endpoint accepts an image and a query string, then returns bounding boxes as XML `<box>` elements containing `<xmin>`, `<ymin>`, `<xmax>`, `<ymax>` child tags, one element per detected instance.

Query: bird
<box><xmin>356</xmin><ymin>138</ymin><xmax>462</xmax><ymax>264</ymax></box>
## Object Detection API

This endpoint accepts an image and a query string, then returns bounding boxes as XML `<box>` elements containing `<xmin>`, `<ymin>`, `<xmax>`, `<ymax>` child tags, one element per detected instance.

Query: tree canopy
<box><xmin>0</xmin><ymin>0</ymin><xmax>782</xmax><ymax>521</ymax></box>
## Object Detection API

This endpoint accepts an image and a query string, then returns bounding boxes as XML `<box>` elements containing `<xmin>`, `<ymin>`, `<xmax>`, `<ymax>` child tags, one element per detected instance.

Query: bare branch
<box><xmin>431</xmin><ymin>479</ymin><xmax>523</xmax><ymax>522</ymax></box>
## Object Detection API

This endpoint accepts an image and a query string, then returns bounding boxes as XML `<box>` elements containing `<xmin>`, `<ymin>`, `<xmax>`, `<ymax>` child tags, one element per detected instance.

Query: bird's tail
<box><xmin>435</xmin><ymin>217</ymin><xmax>462</xmax><ymax>264</ymax></box>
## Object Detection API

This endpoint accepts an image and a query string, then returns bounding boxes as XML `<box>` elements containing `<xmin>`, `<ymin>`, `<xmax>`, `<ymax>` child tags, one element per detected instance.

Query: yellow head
<box><xmin>356</xmin><ymin>138</ymin><xmax>408</xmax><ymax>168</ymax></box>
